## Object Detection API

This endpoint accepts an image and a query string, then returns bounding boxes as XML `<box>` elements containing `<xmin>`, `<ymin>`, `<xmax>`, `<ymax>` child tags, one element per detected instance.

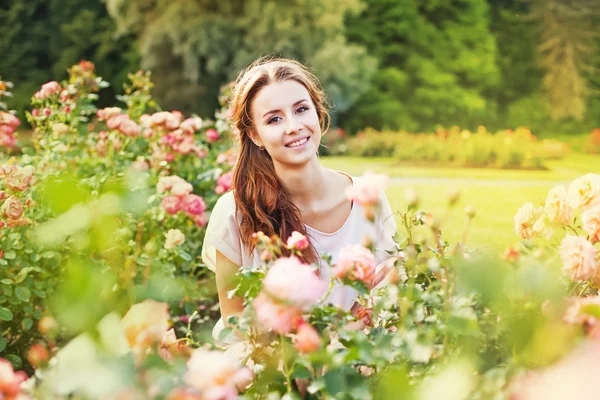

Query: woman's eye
<box><xmin>297</xmin><ymin>106</ymin><xmax>309</xmax><ymax>113</ymax></box>
<box><xmin>267</xmin><ymin>116</ymin><xmax>281</xmax><ymax>124</ymax></box>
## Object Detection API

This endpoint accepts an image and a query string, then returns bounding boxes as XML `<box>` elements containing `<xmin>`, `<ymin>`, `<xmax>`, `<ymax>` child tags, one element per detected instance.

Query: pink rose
<box><xmin>183</xmin><ymin>349</ymin><xmax>253</xmax><ymax>398</ymax></box>
<box><xmin>253</xmin><ymin>293</ymin><xmax>301</xmax><ymax>334</ymax></box>
<box><xmin>191</xmin><ymin>213</ymin><xmax>207</xmax><ymax>227</ymax></box>
<box><xmin>181</xmin><ymin>194</ymin><xmax>206</xmax><ymax>216</ymax></box>
<box><xmin>174</xmin><ymin>137</ymin><xmax>194</xmax><ymax>154</ymax></box>
<box><xmin>162</xmin><ymin>195</ymin><xmax>181</xmax><ymax>215</ymax></box>
<box><xmin>334</xmin><ymin>244</ymin><xmax>376</xmax><ymax>285</ymax></box>
<box><xmin>171</xmin><ymin>181</ymin><xmax>193</xmax><ymax>197</ymax></box>
<box><xmin>345</xmin><ymin>172</ymin><xmax>387</xmax><ymax>208</ymax></box>
<box><xmin>559</xmin><ymin>235</ymin><xmax>598</xmax><ymax>282</ymax></box>
<box><xmin>106</xmin><ymin>114</ymin><xmax>128</xmax><ymax>130</ymax></box>
<box><xmin>0</xmin><ymin>358</ymin><xmax>28</xmax><ymax>398</ymax></box>
<box><xmin>286</xmin><ymin>231</ymin><xmax>310</xmax><ymax>250</ymax></box>
<box><xmin>97</xmin><ymin>107</ymin><xmax>122</xmax><ymax>120</ymax></box>
<box><xmin>4</xmin><ymin>165</ymin><xmax>34</xmax><ymax>192</ymax></box>
<box><xmin>139</xmin><ymin>114</ymin><xmax>152</xmax><ymax>127</ymax></box>
<box><xmin>118</xmin><ymin>119</ymin><xmax>141</xmax><ymax>137</ymax></box>
<box><xmin>157</xmin><ymin>176</ymin><xmax>183</xmax><ymax>193</ymax></box>
<box><xmin>43</xmin><ymin>107</ymin><xmax>51</xmax><ymax>117</ymax></box>
<box><xmin>1</xmin><ymin>196</ymin><xmax>24</xmax><ymax>219</ymax></box>
<box><xmin>262</xmin><ymin>256</ymin><xmax>326</xmax><ymax>309</ymax></box>
<box><xmin>0</xmin><ymin>133</ymin><xmax>16</xmax><ymax>148</ymax></box>
<box><xmin>165</xmin><ymin>152</ymin><xmax>175</xmax><ymax>163</ymax></box>
<box><xmin>294</xmin><ymin>321</ymin><xmax>321</xmax><ymax>353</ymax></box>
<box><xmin>132</xmin><ymin>156</ymin><xmax>149</xmax><ymax>171</ymax></box>
<box><xmin>582</xmin><ymin>205</ymin><xmax>600</xmax><ymax>243</ymax></box>
<box><xmin>215</xmin><ymin>170</ymin><xmax>233</xmax><ymax>194</ymax></box>
<box><xmin>206</xmin><ymin>128</ymin><xmax>220</xmax><ymax>143</ymax></box>
<box><xmin>164</xmin><ymin>112</ymin><xmax>181</xmax><ymax>130</ymax></box>
<box><xmin>180</xmin><ymin>117</ymin><xmax>203</xmax><ymax>133</ymax></box>
<box><xmin>34</xmin><ymin>81</ymin><xmax>61</xmax><ymax>99</ymax></box>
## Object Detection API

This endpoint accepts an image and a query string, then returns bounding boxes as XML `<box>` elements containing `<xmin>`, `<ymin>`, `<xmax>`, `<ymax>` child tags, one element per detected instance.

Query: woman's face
<box><xmin>250</xmin><ymin>80</ymin><xmax>321</xmax><ymax>167</ymax></box>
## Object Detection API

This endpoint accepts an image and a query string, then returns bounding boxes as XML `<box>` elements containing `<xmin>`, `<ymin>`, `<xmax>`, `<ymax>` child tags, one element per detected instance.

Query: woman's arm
<box><xmin>215</xmin><ymin>250</ymin><xmax>245</xmax><ymax>327</ymax></box>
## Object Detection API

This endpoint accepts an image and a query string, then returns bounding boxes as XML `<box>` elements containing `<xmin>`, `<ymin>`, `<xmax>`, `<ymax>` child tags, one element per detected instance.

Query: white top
<box><xmin>201</xmin><ymin>174</ymin><xmax>398</xmax><ymax>342</ymax></box>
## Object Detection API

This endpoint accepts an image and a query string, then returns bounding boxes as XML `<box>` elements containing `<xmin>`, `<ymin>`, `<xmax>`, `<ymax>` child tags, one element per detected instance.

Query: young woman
<box><xmin>202</xmin><ymin>57</ymin><xmax>397</xmax><ymax>343</ymax></box>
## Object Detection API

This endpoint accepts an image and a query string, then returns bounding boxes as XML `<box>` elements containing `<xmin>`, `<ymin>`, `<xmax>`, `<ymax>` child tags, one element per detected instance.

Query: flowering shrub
<box><xmin>345</xmin><ymin>126</ymin><xmax>570</xmax><ymax>169</ymax></box>
<box><xmin>0</xmin><ymin>62</ymin><xmax>237</xmax><ymax>369</ymax></box>
<box><xmin>0</xmin><ymin>78</ymin><xmax>20</xmax><ymax>151</ymax></box>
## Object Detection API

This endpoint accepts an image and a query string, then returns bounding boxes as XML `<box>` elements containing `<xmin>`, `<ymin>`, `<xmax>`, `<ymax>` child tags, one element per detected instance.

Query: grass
<box><xmin>319</xmin><ymin>152</ymin><xmax>599</xmax><ymax>253</ymax></box>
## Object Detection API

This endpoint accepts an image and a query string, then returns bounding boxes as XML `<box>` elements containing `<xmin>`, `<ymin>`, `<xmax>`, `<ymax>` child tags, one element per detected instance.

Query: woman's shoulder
<box><xmin>211</xmin><ymin>191</ymin><xmax>236</xmax><ymax>215</ymax></box>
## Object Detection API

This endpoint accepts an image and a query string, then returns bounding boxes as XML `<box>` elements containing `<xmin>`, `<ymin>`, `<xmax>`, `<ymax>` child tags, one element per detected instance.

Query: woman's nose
<box><xmin>284</xmin><ymin>116</ymin><xmax>302</xmax><ymax>135</ymax></box>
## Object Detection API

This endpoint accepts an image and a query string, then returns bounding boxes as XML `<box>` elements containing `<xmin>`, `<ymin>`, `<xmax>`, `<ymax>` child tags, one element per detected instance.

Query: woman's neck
<box><xmin>273</xmin><ymin>157</ymin><xmax>327</xmax><ymax>207</ymax></box>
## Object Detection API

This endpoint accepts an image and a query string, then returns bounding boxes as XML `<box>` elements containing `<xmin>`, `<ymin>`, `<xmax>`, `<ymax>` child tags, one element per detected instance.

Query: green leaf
<box><xmin>22</xmin><ymin>317</ymin><xmax>33</xmax><ymax>331</ymax></box>
<box><xmin>292</xmin><ymin>365</ymin><xmax>312</xmax><ymax>380</ymax></box>
<box><xmin>324</xmin><ymin>370</ymin><xmax>345</xmax><ymax>395</ymax></box>
<box><xmin>0</xmin><ymin>336</ymin><xmax>5</xmax><ymax>352</ymax></box>
<box><xmin>15</xmin><ymin>267</ymin><xmax>35</xmax><ymax>283</ymax></box>
<box><xmin>5</xmin><ymin>354</ymin><xmax>22</xmax><ymax>369</ymax></box>
<box><xmin>177</xmin><ymin>249</ymin><xmax>192</xmax><ymax>262</ymax></box>
<box><xmin>3</xmin><ymin>251</ymin><xmax>16</xmax><ymax>260</ymax></box>
<box><xmin>15</xmin><ymin>287</ymin><xmax>31</xmax><ymax>302</ymax></box>
<box><xmin>0</xmin><ymin>279</ymin><xmax>13</xmax><ymax>285</ymax></box>
<box><xmin>0</xmin><ymin>306</ymin><xmax>13</xmax><ymax>321</ymax></box>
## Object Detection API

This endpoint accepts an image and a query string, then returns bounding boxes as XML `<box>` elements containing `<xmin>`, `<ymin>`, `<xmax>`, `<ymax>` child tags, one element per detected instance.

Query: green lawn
<box><xmin>319</xmin><ymin>153</ymin><xmax>599</xmax><ymax>253</ymax></box>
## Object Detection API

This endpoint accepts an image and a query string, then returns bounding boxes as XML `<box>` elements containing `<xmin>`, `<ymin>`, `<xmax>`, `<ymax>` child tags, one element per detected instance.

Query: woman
<box><xmin>202</xmin><ymin>57</ymin><xmax>397</xmax><ymax>343</ymax></box>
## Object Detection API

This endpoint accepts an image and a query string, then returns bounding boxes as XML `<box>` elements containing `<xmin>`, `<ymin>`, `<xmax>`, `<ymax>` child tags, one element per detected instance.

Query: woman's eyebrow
<box><xmin>262</xmin><ymin>99</ymin><xmax>309</xmax><ymax>118</ymax></box>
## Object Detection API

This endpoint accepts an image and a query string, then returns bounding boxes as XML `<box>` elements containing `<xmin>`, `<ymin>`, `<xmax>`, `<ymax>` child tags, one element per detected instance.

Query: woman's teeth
<box><xmin>286</xmin><ymin>137</ymin><xmax>308</xmax><ymax>148</ymax></box>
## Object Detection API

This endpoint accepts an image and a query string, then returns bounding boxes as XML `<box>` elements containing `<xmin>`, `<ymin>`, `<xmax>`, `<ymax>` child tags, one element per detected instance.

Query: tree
<box><xmin>344</xmin><ymin>0</ymin><xmax>499</xmax><ymax>132</ymax></box>
<box><xmin>0</xmin><ymin>0</ymin><xmax>139</xmax><ymax>117</ymax></box>
<box><xmin>105</xmin><ymin>0</ymin><xmax>377</xmax><ymax>120</ymax></box>
<box><xmin>531</xmin><ymin>0</ymin><xmax>600</xmax><ymax>120</ymax></box>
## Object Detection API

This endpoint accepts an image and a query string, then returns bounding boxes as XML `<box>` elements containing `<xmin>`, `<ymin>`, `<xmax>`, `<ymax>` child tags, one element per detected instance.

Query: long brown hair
<box><xmin>229</xmin><ymin>57</ymin><xmax>330</xmax><ymax>264</ymax></box>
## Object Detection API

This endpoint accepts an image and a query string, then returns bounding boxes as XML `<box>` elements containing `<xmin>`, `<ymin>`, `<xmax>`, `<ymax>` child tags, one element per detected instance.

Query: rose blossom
<box><xmin>132</xmin><ymin>156</ymin><xmax>149</xmax><ymax>171</ymax></box>
<box><xmin>294</xmin><ymin>321</ymin><xmax>321</xmax><ymax>353</ymax></box>
<box><xmin>205</xmin><ymin>128</ymin><xmax>220</xmax><ymax>143</ymax></box>
<box><xmin>191</xmin><ymin>213</ymin><xmax>207</xmax><ymax>227</ymax></box>
<box><xmin>3</xmin><ymin>165</ymin><xmax>34</xmax><ymax>192</ymax></box>
<box><xmin>181</xmin><ymin>194</ymin><xmax>206</xmax><ymax>216</ymax></box>
<box><xmin>164</xmin><ymin>229</ymin><xmax>185</xmax><ymax>250</ymax></box>
<box><xmin>564</xmin><ymin>296</ymin><xmax>600</xmax><ymax>329</ymax></box>
<box><xmin>286</xmin><ymin>231</ymin><xmax>310</xmax><ymax>250</ymax></box>
<box><xmin>97</xmin><ymin>107</ymin><xmax>122</xmax><ymax>120</ymax></box>
<box><xmin>118</xmin><ymin>119</ymin><xmax>141</xmax><ymax>137</ymax></box>
<box><xmin>559</xmin><ymin>235</ymin><xmax>598</xmax><ymax>282</ymax></box>
<box><xmin>582</xmin><ymin>205</ymin><xmax>600</xmax><ymax>243</ymax></box>
<box><xmin>157</xmin><ymin>176</ymin><xmax>184</xmax><ymax>193</ymax></box>
<box><xmin>162</xmin><ymin>195</ymin><xmax>181</xmax><ymax>215</ymax></box>
<box><xmin>164</xmin><ymin>112</ymin><xmax>181</xmax><ymax>130</ymax></box>
<box><xmin>215</xmin><ymin>170</ymin><xmax>233</xmax><ymax>194</ymax></box>
<box><xmin>544</xmin><ymin>185</ymin><xmax>573</xmax><ymax>224</ymax></box>
<box><xmin>262</xmin><ymin>256</ymin><xmax>327</xmax><ymax>309</ymax></box>
<box><xmin>0</xmin><ymin>358</ymin><xmax>28</xmax><ymax>398</ymax></box>
<box><xmin>514</xmin><ymin>202</ymin><xmax>545</xmax><ymax>240</ymax></box>
<box><xmin>183</xmin><ymin>349</ymin><xmax>253</xmax><ymax>399</ymax></box>
<box><xmin>120</xmin><ymin>299</ymin><xmax>170</xmax><ymax>354</ymax></box>
<box><xmin>180</xmin><ymin>117</ymin><xmax>203</xmax><ymax>133</ymax></box>
<box><xmin>334</xmin><ymin>244</ymin><xmax>376</xmax><ymax>285</ymax></box>
<box><xmin>34</xmin><ymin>81</ymin><xmax>61</xmax><ymax>99</ymax></box>
<box><xmin>106</xmin><ymin>114</ymin><xmax>128</xmax><ymax>130</ymax></box>
<box><xmin>346</xmin><ymin>172</ymin><xmax>387</xmax><ymax>204</ymax></box>
<box><xmin>253</xmin><ymin>293</ymin><xmax>302</xmax><ymax>334</ymax></box>
<box><xmin>567</xmin><ymin>173</ymin><xmax>600</xmax><ymax>211</ymax></box>
<box><xmin>1</xmin><ymin>196</ymin><xmax>24</xmax><ymax>220</ymax></box>
<box><xmin>171</xmin><ymin>180</ymin><xmax>193</xmax><ymax>197</ymax></box>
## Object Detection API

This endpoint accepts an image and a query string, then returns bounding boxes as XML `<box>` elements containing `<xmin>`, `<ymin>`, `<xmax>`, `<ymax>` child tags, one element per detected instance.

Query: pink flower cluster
<box><xmin>334</xmin><ymin>244</ymin><xmax>376</xmax><ymax>286</ymax></box>
<box><xmin>34</xmin><ymin>81</ymin><xmax>61</xmax><ymax>100</ymax></box>
<box><xmin>97</xmin><ymin>107</ymin><xmax>141</xmax><ymax>137</ymax></box>
<box><xmin>0</xmin><ymin>358</ymin><xmax>28</xmax><ymax>399</ymax></box>
<box><xmin>157</xmin><ymin>176</ymin><xmax>207</xmax><ymax>227</ymax></box>
<box><xmin>0</xmin><ymin>112</ymin><xmax>20</xmax><ymax>148</ymax></box>
<box><xmin>216</xmin><ymin>149</ymin><xmax>239</xmax><ymax>166</ymax></box>
<box><xmin>215</xmin><ymin>170</ymin><xmax>233</xmax><ymax>194</ymax></box>
<box><xmin>253</xmin><ymin>256</ymin><xmax>325</xmax><ymax>353</ymax></box>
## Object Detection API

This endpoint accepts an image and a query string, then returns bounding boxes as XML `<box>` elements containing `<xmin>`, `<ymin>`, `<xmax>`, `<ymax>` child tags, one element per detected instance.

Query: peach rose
<box><xmin>252</xmin><ymin>293</ymin><xmax>302</xmax><ymax>334</ymax></box>
<box><xmin>286</xmin><ymin>231</ymin><xmax>310</xmax><ymax>250</ymax></box>
<box><xmin>164</xmin><ymin>229</ymin><xmax>185</xmax><ymax>250</ymax></box>
<box><xmin>567</xmin><ymin>173</ymin><xmax>600</xmax><ymax>211</ymax></box>
<box><xmin>183</xmin><ymin>349</ymin><xmax>253</xmax><ymax>398</ymax></box>
<box><xmin>4</xmin><ymin>165</ymin><xmax>35</xmax><ymax>192</ymax></box>
<box><xmin>564</xmin><ymin>296</ymin><xmax>600</xmax><ymax>328</ymax></box>
<box><xmin>582</xmin><ymin>205</ymin><xmax>600</xmax><ymax>243</ymax></box>
<box><xmin>559</xmin><ymin>236</ymin><xmax>598</xmax><ymax>282</ymax></box>
<box><xmin>215</xmin><ymin>170</ymin><xmax>233</xmax><ymax>194</ymax></box>
<box><xmin>294</xmin><ymin>321</ymin><xmax>321</xmax><ymax>353</ymax></box>
<box><xmin>171</xmin><ymin>181</ymin><xmax>193</xmax><ymax>197</ymax></box>
<box><xmin>334</xmin><ymin>244</ymin><xmax>376</xmax><ymax>285</ymax></box>
<box><xmin>132</xmin><ymin>156</ymin><xmax>149</xmax><ymax>171</ymax></box>
<box><xmin>120</xmin><ymin>299</ymin><xmax>170</xmax><ymax>354</ymax></box>
<box><xmin>262</xmin><ymin>256</ymin><xmax>327</xmax><ymax>309</ymax></box>
<box><xmin>97</xmin><ymin>107</ymin><xmax>122</xmax><ymax>120</ymax></box>
<box><xmin>156</xmin><ymin>176</ymin><xmax>183</xmax><ymax>193</ymax></box>
<box><xmin>544</xmin><ymin>185</ymin><xmax>573</xmax><ymax>225</ymax></box>
<box><xmin>514</xmin><ymin>202</ymin><xmax>545</xmax><ymax>240</ymax></box>
<box><xmin>345</xmin><ymin>172</ymin><xmax>387</xmax><ymax>208</ymax></box>
<box><xmin>1</xmin><ymin>196</ymin><xmax>24</xmax><ymax>220</ymax></box>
